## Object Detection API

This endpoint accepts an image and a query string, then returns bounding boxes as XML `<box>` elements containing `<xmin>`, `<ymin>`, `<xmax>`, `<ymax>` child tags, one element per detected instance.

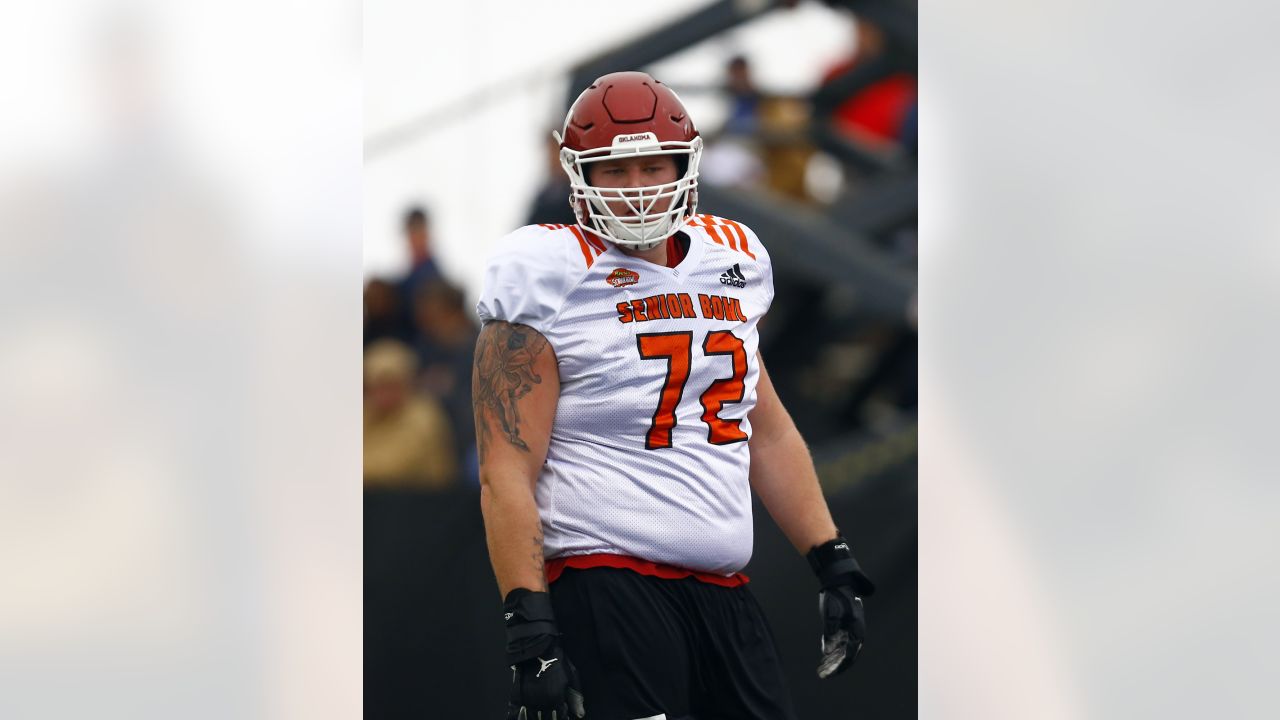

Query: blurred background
<box><xmin>363</xmin><ymin>0</ymin><xmax>918</xmax><ymax>716</ymax></box>
<box><xmin>11</xmin><ymin>0</ymin><xmax>1278</xmax><ymax>717</ymax></box>
<box><xmin>0</xmin><ymin>1</ymin><xmax>362</xmax><ymax>718</ymax></box>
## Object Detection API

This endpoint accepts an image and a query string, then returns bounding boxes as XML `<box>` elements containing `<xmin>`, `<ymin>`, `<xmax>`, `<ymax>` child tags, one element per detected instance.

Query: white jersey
<box><xmin>476</xmin><ymin>215</ymin><xmax>774</xmax><ymax>575</ymax></box>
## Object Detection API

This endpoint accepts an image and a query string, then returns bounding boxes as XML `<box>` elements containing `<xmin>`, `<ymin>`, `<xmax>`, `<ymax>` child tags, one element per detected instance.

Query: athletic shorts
<box><xmin>548</xmin><ymin>566</ymin><xmax>798</xmax><ymax>720</ymax></box>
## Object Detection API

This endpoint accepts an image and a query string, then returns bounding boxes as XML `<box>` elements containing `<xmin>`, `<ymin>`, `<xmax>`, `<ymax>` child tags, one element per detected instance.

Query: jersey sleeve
<box><xmin>475</xmin><ymin>225</ymin><xmax>572</xmax><ymax>335</ymax></box>
<box><xmin>738</xmin><ymin>221</ymin><xmax>775</xmax><ymax>311</ymax></box>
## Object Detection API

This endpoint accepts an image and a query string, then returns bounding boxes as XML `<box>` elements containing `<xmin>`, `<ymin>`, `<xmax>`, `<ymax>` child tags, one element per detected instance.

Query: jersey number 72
<box><xmin>635</xmin><ymin>330</ymin><xmax>748</xmax><ymax>449</ymax></box>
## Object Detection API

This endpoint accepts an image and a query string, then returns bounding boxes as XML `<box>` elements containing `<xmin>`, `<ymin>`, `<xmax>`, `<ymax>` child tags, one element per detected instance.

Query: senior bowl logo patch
<box><xmin>606</xmin><ymin>268</ymin><xmax>640</xmax><ymax>288</ymax></box>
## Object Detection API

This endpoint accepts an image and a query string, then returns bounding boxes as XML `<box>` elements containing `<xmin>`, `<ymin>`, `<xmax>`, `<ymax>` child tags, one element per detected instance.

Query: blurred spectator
<box><xmin>398</xmin><ymin>206</ymin><xmax>441</xmax><ymax>309</ymax></box>
<box><xmin>722</xmin><ymin>55</ymin><xmax>761</xmax><ymax>137</ymax></box>
<box><xmin>364</xmin><ymin>339</ymin><xmax>458</xmax><ymax>489</ymax></box>
<box><xmin>411</xmin><ymin>279</ymin><xmax>480</xmax><ymax>485</ymax></box>
<box><xmin>699</xmin><ymin>56</ymin><xmax>768</xmax><ymax>189</ymax></box>
<box><xmin>821</xmin><ymin>19</ymin><xmax>916</xmax><ymax>151</ymax></box>
<box><xmin>757</xmin><ymin>96</ymin><xmax>817</xmax><ymax>202</ymax></box>
<box><xmin>524</xmin><ymin>132</ymin><xmax>578</xmax><ymax>226</ymax></box>
<box><xmin>364</xmin><ymin>277</ymin><xmax>412</xmax><ymax>347</ymax></box>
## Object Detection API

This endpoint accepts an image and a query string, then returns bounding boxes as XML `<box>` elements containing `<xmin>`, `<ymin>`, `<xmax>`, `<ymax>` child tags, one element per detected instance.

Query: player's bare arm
<box><xmin>473</xmin><ymin>320</ymin><xmax>559</xmax><ymax>597</ymax></box>
<box><xmin>473</xmin><ymin>321</ymin><xmax>551</xmax><ymax>457</ymax></box>
<box><xmin>747</xmin><ymin>352</ymin><xmax>840</xmax><ymax>553</ymax></box>
<box><xmin>750</xmin><ymin>351</ymin><xmax>874</xmax><ymax>678</ymax></box>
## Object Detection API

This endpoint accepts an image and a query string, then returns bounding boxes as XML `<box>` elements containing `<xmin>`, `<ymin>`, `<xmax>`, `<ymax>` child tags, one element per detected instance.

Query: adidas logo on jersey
<box><xmin>719</xmin><ymin>263</ymin><xmax>747</xmax><ymax>288</ymax></box>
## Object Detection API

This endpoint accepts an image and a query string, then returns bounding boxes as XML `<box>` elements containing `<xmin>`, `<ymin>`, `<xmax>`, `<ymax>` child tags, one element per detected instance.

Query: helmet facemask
<box><xmin>557</xmin><ymin>133</ymin><xmax>703</xmax><ymax>251</ymax></box>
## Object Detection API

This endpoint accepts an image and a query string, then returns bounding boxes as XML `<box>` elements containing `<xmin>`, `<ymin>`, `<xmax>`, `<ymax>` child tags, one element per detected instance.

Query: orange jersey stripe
<box><xmin>714</xmin><ymin>219</ymin><xmax>740</xmax><ymax>251</ymax></box>
<box><xmin>703</xmin><ymin>222</ymin><xmax>728</xmax><ymax>247</ymax></box>
<box><xmin>568</xmin><ymin>225</ymin><xmax>595</xmax><ymax>268</ymax></box>
<box><xmin>583</xmin><ymin>229</ymin><xmax>607</xmax><ymax>254</ymax></box>
<box><xmin>694</xmin><ymin>215</ymin><xmax>757</xmax><ymax>260</ymax></box>
<box><xmin>720</xmin><ymin>219</ymin><xmax>756</xmax><ymax>260</ymax></box>
<box><xmin>690</xmin><ymin>215</ymin><xmax>719</xmax><ymax>244</ymax></box>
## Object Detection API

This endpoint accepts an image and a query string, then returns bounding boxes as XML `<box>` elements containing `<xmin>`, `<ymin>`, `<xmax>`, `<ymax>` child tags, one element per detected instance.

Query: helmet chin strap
<box><xmin>586</xmin><ymin>200</ymin><xmax>682</xmax><ymax>250</ymax></box>
<box><xmin>602</xmin><ymin>216</ymin><xmax>671</xmax><ymax>251</ymax></box>
<box><xmin>612</xmin><ymin>233</ymin><xmax>665</xmax><ymax>252</ymax></box>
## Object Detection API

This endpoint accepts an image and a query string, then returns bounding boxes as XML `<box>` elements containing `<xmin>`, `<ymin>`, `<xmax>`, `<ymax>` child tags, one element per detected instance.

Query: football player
<box><xmin>474</xmin><ymin>71</ymin><xmax>875</xmax><ymax>720</ymax></box>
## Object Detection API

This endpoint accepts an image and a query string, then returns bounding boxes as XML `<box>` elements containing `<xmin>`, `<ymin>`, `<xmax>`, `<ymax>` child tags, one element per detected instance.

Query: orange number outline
<box><xmin>636</xmin><ymin>331</ymin><xmax>693</xmax><ymax>450</ymax></box>
<box><xmin>700</xmin><ymin>330</ymin><xmax>750</xmax><ymax>445</ymax></box>
<box><xmin>636</xmin><ymin>329</ymin><xmax>749</xmax><ymax>449</ymax></box>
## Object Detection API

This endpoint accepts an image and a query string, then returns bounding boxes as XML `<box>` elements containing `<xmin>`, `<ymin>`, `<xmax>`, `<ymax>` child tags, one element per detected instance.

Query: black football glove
<box><xmin>503</xmin><ymin>588</ymin><xmax>586</xmax><ymax>720</ymax></box>
<box><xmin>807</xmin><ymin>536</ymin><xmax>876</xmax><ymax>679</ymax></box>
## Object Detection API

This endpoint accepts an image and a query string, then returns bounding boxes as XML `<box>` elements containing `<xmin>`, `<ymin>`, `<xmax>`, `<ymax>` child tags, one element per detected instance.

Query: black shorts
<box><xmin>548</xmin><ymin>566</ymin><xmax>797</xmax><ymax>720</ymax></box>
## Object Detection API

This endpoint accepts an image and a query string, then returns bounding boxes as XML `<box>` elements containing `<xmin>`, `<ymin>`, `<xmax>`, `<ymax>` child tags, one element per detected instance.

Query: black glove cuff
<box><xmin>807</xmin><ymin>536</ymin><xmax>876</xmax><ymax>596</ymax></box>
<box><xmin>503</xmin><ymin>588</ymin><xmax>559</xmax><ymax>665</ymax></box>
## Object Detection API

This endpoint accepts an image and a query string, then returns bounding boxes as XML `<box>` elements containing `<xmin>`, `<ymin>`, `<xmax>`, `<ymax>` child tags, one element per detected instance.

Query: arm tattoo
<box><xmin>472</xmin><ymin>322</ymin><xmax>550</xmax><ymax>460</ymax></box>
<box><xmin>532</xmin><ymin>532</ymin><xmax>546</xmax><ymax>585</ymax></box>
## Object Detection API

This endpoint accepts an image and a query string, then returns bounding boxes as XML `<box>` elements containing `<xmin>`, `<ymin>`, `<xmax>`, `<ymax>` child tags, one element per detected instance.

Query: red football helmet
<box><xmin>555</xmin><ymin>71</ymin><xmax>703</xmax><ymax>250</ymax></box>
